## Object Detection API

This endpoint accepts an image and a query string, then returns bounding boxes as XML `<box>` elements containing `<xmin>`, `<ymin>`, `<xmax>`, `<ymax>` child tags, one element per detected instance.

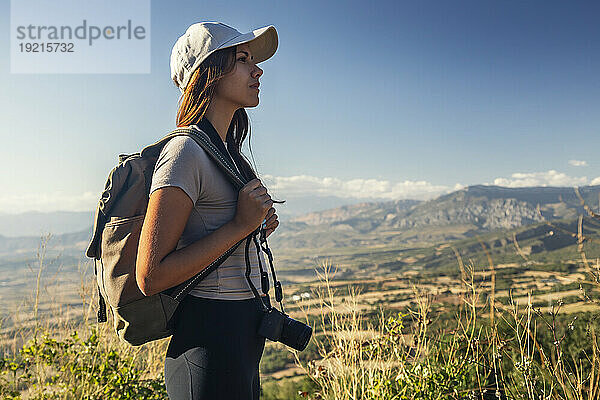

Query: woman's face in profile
<box><xmin>215</xmin><ymin>43</ymin><xmax>263</xmax><ymax>109</ymax></box>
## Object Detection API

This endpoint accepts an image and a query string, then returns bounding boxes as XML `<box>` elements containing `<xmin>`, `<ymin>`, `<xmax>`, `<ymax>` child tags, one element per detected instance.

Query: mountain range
<box><xmin>267</xmin><ymin>185</ymin><xmax>600</xmax><ymax>249</ymax></box>
<box><xmin>1</xmin><ymin>184</ymin><xmax>599</xmax><ymax>256</ymax></box>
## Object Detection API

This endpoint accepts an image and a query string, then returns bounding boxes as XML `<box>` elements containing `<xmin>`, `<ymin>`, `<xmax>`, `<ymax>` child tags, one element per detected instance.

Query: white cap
<box><xmin>170</xmin><ymin>22</ymin><xmax>278</xmax><ymax>93</ymax></box>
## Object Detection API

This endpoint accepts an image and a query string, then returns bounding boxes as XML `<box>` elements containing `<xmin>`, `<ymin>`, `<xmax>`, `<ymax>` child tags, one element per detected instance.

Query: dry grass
<box><xmin>283</xmin><ymin>252</ymin><xmax>600</xmax><ymax>400</ymax></box>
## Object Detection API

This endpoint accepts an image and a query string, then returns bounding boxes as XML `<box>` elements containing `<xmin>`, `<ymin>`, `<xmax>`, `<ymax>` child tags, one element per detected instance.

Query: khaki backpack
<box><xmin>85</xmin><ymin>126</ymin><xmax>254</xmax><ymax>346</ymax></box>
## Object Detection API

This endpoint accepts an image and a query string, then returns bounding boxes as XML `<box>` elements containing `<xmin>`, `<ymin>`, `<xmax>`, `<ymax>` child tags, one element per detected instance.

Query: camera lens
<box><xmin>281</xmin><ymin>317</ymin><xmax>313</xmax><ymax>351</ymax></box>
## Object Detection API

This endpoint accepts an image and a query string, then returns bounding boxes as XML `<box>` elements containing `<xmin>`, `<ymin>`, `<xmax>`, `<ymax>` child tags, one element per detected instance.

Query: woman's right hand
<box><xmin>233</xmin><ymin>179</ymin><xmax>273</xmax><ymax>235</ymax></box>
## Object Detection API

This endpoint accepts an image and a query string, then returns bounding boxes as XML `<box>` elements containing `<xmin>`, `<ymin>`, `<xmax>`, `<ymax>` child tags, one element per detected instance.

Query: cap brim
<box><xmin>218</xmin><ymin>25</ymin><xmax>278</xmax><ymax>64</ymax></box>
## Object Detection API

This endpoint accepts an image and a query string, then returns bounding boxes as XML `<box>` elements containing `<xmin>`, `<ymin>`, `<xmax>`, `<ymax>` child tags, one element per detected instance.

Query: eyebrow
<box><xmin>237</xmin><ymin>50</ymin><xmax>253</xmax><ymax>59</ymax></box>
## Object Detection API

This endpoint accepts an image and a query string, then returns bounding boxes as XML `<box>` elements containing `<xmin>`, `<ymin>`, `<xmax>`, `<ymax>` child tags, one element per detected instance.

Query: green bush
<box><xmin>0</xmin><ymin>328</ymin><xmax>167</xmax><ymax>399</ymax></box>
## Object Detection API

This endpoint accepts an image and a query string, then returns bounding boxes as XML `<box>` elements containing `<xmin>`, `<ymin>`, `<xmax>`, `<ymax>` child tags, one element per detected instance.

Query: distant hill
<box><xmin>0</xmin><ymin>211</ymin><xmax>94</xmax><ymax>238</ymax></box>
<box><xmin>268</xmin><ymin>185</ymin><xmax>600</xmax><ymax>249</ymax></box>
<box><xmin>0</xmin><ymin>228</ymin><xmax>90</xmax><ymax>258</ymax></box>
<box><xmin>383</xmin><ymin>185</ymin><xmax>599</xmax><ymax>231</ymax></box>
<box><xmin>291</xmin><ymin>199</ymin><xmax>421</xmax><ymax>226</ymax></box>
<box><xmin>0</xmin><ymin>195</ymin><xmax>377</xmax><ymax>238</ymax></box>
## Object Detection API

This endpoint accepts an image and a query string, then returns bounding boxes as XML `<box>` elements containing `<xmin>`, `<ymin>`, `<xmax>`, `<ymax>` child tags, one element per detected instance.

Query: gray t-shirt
<box><xmin>149</xmin><ymin>135</ymin><xmax>265</xmax><ymax>300</ymax></box>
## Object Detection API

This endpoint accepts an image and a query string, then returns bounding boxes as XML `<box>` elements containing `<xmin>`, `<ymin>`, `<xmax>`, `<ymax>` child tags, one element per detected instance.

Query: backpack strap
<box><xmin>150</xmin><ymin>126</ymin><xmax>258</xmax><ymax>301</ymax></box>
<box><xmin>172</xmin><ymin>126</ymin><xmax>246</xmax><ymax>189</ymax></box>
<box><xmin>140</xmin><ymin>126</ymin><xmax>246</xmax><ymax>190</ymax></box>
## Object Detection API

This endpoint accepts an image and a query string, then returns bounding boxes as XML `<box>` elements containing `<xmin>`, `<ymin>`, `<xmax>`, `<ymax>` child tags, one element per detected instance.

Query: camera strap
<box><xmin>244</xmin><ymin>227</ymin><xmax>285</xmax><ymax>314</ymax></box>
<box><xmin>258</xmin><ymin>228</ymin><xmax>285</xmax><ymax>312</ymax></box>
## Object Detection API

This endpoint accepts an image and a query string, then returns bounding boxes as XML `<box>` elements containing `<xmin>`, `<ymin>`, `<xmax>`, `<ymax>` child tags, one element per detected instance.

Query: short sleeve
<box><xmin>149</xmin><ymin>136</ymin><xmax>205</xmax><ymax>204</ymax></box>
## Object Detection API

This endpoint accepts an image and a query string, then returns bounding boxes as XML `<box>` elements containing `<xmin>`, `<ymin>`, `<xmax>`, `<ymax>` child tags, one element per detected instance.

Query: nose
<box><xmin>252</xmin><ymin>64</ymin><xmax>263</xmax><ymax>79</ymax></box>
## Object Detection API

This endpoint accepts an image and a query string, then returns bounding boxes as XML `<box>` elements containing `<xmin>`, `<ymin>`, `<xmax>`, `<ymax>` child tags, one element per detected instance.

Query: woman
<box><xmin>135</xmin><ymin>22</ymin><xmax>280</xmax><ymax>399</ymax></box>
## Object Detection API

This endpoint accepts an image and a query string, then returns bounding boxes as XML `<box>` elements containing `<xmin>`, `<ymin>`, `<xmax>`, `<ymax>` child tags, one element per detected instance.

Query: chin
<box><xmin>247</xmin><ymin>98</ymin><xmax>260</xmax><ymax>108</ymax></box>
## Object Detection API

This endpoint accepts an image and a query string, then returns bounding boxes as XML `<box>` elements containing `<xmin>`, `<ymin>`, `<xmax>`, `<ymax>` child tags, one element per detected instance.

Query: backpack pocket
<box><xmin>101</xmin><ymin>214</ymin><xmax>146</xmax><ymax>308</ymax></box>
<box><xmin>113</xmin><ymin>293</ymin><xmax>176</xmax><ymax>346</ymax></box>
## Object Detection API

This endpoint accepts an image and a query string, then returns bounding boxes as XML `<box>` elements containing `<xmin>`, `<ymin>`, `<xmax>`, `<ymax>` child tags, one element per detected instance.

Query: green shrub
<box><xmin>0</xmin><ymin>328</ymin><xmax>167</xmax><ymax>399</ymax></box>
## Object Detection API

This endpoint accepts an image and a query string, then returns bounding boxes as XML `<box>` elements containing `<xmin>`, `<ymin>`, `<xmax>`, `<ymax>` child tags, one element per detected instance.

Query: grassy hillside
<box><xmin>2</xmin><ymin>185</ymin><xmax>600</xmax><ymax>398</ymax></box>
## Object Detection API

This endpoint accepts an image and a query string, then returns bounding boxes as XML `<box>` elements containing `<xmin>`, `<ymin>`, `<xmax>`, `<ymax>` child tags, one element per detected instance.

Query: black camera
<box><xmin>244</xmin><ymin>229</ymin><xmax>313</xmax><ymax>351</ymax></box>
<box><xmin>258</xmin><ymin>307</ymin><xmax>312</xmax><ymax>351</ymax></box>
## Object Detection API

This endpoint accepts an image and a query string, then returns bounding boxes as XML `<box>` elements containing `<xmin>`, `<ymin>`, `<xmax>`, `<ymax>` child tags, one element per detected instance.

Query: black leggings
<box><xmin>164</xmin><ymin>294</ymin><xmax>270</xmax><ymax>400</ymax></box>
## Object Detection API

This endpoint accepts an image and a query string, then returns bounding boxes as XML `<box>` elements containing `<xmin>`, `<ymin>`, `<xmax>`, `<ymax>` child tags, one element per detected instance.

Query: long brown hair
<box><xmin>175</xmin><ymin>46</ymin><xmax>258</xmax><ymax>182</ymax></box>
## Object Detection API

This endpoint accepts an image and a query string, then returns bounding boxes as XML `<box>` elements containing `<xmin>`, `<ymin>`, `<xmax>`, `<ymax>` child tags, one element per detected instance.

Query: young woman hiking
<box><xmin>135</xmin><ymin>22</ymin><xmax>280</xmax><ymax>399</ymax></box>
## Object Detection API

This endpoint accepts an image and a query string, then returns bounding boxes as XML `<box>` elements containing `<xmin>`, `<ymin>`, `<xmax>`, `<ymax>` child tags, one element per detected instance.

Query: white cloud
<box><xmin>4</xmin><ymin>171</ymin><xmax>600</xmax><ymax>214</ymax></box>
<box><xmin>0</xmin><ymin>191</ymin><xmax>98</xmax><ymax>214</ymax></box>
<box><xmin>491</xmin><ymin>170</ymin><xmax>588</xmax><ymax>188</ymax></box>
<box><xmin>569</xmin><ymin>160</ymin><xmax>588</xmax><ymax>167</ymax></box>
<box><xmin>261</xmin><ymin>174</ymin><xmax>450</xmax><ymax>201</ymax></box>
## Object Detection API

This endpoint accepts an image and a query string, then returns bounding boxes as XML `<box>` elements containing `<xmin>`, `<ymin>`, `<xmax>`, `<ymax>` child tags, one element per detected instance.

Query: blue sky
<box><xmin>1</xmin><ymin>0</ymin><xmax>599</xmax><ymax>214</ymax></box>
